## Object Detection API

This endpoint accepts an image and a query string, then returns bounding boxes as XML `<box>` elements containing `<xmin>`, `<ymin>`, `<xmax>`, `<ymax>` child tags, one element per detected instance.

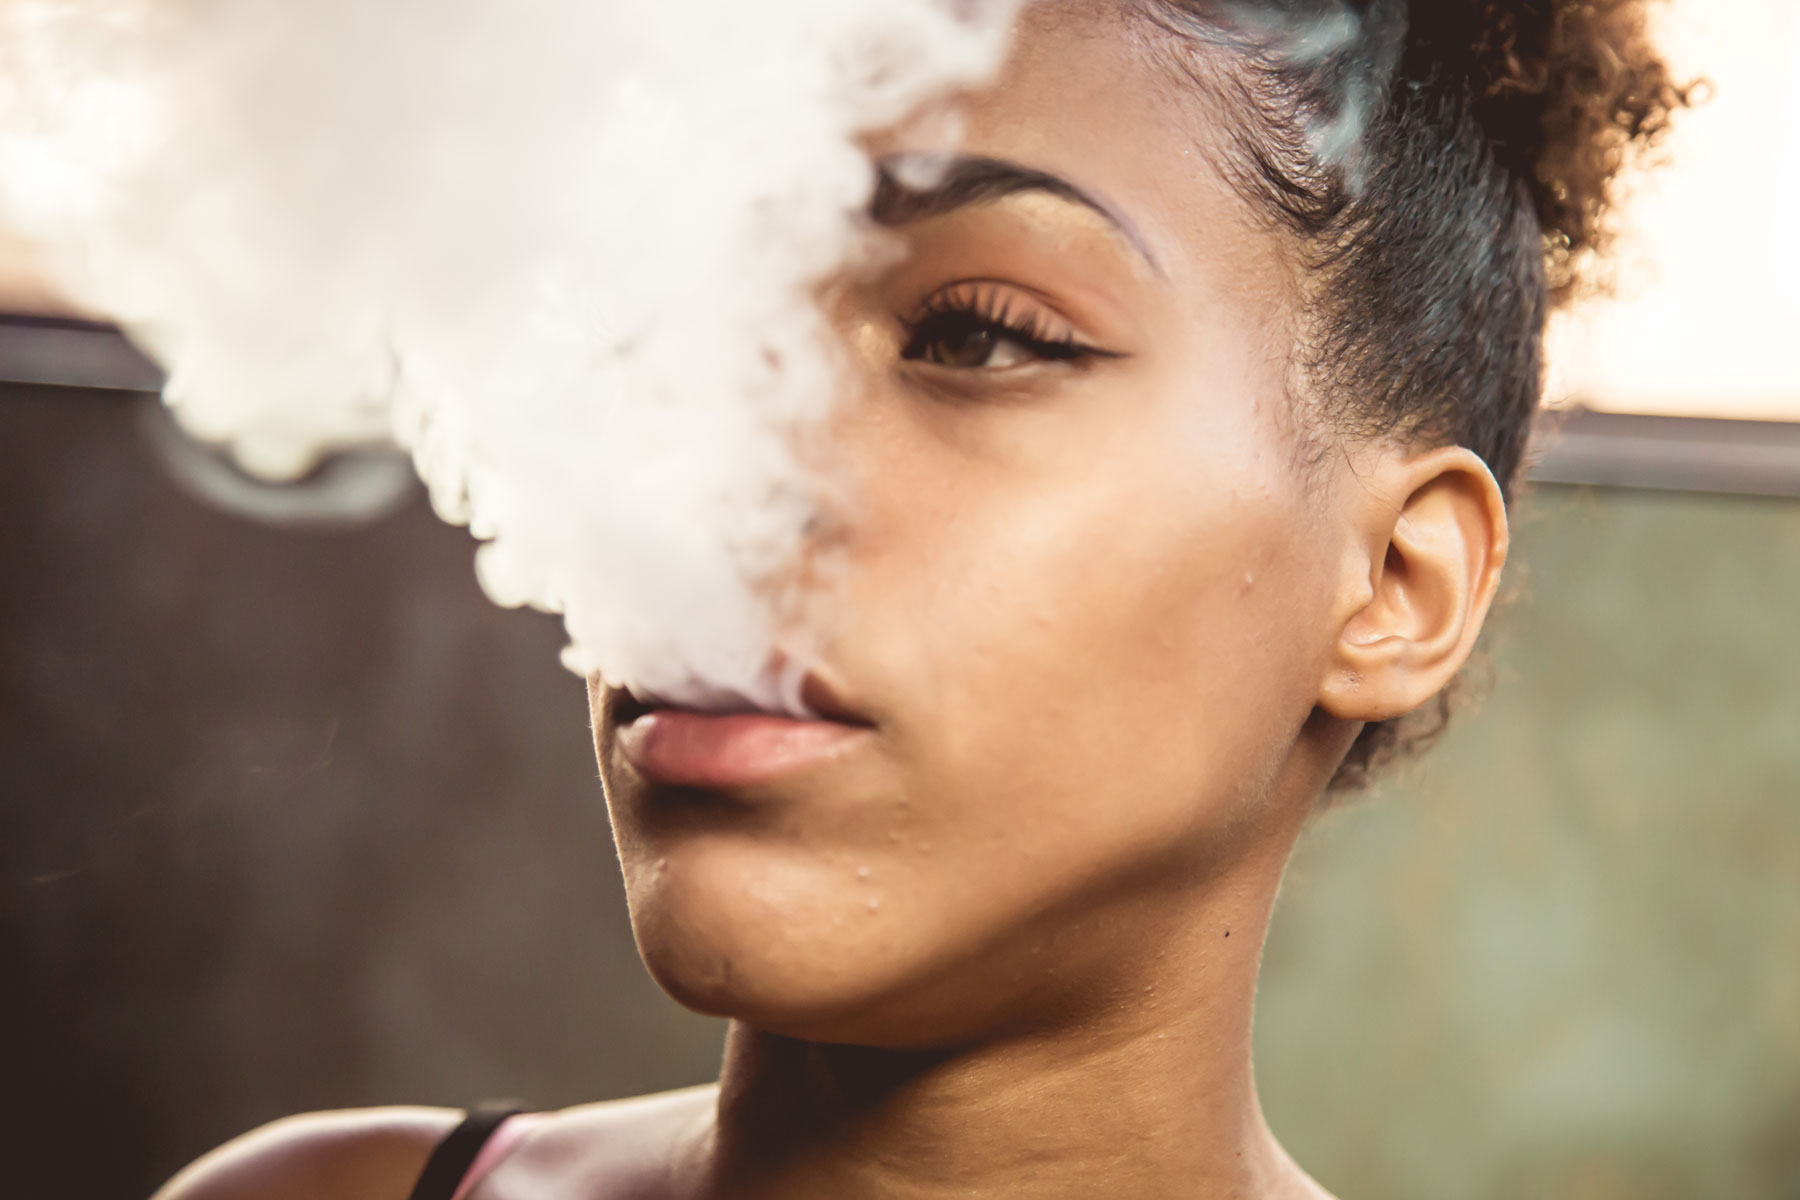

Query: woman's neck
<box><xmin>695</xmin><ymin>865</ymin><xmax>1325</xmax><ymax>1200</ymax></box>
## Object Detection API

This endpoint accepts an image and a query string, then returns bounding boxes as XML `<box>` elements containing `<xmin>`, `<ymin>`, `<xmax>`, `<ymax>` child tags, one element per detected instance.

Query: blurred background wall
<box><xmin>0</xmin><ymin>384</ymin><xmax>725</xmax><ymax>1198</ymax></box>
<box><xmin>1258</xmin><ymin>488</ymin><xmax>1800</xmax><ymax>1198</ymax></box>
<box><xmin>3</xmin><ymin>381</ymin><xmax>1797</xmax><ymax>1200</ymax></box>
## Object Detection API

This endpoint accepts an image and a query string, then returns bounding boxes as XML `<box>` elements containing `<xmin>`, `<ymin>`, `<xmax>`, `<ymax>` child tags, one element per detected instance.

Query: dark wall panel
<box><xmin>0</xmin><ymin>386</ymin><xmax>722</xmax><ymax>1198</ymax></box>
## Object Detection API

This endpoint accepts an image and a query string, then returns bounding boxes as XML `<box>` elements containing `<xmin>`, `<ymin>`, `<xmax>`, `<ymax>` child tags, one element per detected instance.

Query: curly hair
<box><xmin>1143</xmin><ymin>0</ymin><xmax>1692</xmax><ymax>794</ymax></box>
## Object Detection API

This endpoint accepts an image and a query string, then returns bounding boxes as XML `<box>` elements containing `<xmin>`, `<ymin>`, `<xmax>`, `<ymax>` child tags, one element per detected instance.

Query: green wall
<box><xmin>1258</xmin><ymin>486</ymin><xmax>1800</xmax><ymax>1199</ymax></box>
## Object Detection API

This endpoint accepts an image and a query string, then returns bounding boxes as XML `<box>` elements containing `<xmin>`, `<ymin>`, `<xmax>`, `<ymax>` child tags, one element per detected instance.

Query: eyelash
<box><xmin>899</xmin><ymin>283</ymin><xmax>1106</xmax><ymax>368</ymax></box>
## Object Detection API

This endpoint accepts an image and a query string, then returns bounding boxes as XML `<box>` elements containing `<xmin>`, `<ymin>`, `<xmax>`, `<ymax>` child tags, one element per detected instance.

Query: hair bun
<box><xmin>1400</xmin><ymin>0</ymin><xmax>1691</xmax><ymax>295</ymax></box>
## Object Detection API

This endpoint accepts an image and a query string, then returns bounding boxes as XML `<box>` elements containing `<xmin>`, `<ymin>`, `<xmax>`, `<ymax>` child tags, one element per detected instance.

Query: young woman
<box><xmin>157</xmin><ymin>2</ymin><xmax>1685</xmax><ymax>1197</ymax></box>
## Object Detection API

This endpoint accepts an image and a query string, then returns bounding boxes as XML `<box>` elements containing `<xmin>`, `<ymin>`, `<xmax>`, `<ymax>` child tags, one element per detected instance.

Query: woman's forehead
<box><xmin>930</xmin><ymin>8</ymin><xmax>1297</xmax><ymax>345</ymax></box>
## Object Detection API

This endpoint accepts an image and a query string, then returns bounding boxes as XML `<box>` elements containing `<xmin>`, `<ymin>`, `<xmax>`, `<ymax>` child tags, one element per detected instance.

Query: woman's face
<box><xmin>591</xmin><ymin>6</ymin><xmax>1361</xmax><ymax>1044</ymax></box>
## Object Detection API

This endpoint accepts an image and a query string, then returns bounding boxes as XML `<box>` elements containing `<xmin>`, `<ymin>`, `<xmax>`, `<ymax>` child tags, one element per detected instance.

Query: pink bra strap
<box><xmin>448</xmin><ymin>1113</ymin><xmax>545</xmax><ymax>1200</ymax></box>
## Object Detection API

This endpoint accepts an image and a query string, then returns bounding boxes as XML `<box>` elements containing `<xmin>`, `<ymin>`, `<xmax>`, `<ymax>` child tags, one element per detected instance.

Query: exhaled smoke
<box><xmin>0</xmin><ymin>0</ymin><xmax>1018</xmax><ymax>714</ymax></box>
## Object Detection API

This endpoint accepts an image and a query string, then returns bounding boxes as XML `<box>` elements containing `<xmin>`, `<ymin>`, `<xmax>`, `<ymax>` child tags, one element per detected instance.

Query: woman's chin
<box><xmin>637</xmin><ymin>926</ymin><xmax>925</xmax><ymax>1044</ymax></box>
<box><xmin>622</xmin><ymin>853</ymin><xmax>969</xmax><ymax>1044</ymax></box>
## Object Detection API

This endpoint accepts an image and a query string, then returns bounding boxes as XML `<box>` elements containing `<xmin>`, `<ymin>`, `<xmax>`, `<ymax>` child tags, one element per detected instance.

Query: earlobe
<box><xmin>1318</xmin><ymin>445</ymin><xmax>1509</xmax><ymax>723</ymax></box>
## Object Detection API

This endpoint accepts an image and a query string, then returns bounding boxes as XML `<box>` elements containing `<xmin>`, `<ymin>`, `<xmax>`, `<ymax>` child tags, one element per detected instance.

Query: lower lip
<box><xmin>615</xmin><ymin>709</ymin><xmax>869</xmax><ymax>789</ymax></box>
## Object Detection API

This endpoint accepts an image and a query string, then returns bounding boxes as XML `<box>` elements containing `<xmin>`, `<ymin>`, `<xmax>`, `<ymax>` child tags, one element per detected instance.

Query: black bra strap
<box><xmin>406</xmin><ymin>1106</ymin><xmax>524</xmax><ymax>1200</ymax></box>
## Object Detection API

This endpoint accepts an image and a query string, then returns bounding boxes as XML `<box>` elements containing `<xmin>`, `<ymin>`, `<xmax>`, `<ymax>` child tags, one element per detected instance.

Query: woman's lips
<box><xmin>615</xmin><ymin>709</ymin><xmax>870</xmax><ymax>789</ymax></box>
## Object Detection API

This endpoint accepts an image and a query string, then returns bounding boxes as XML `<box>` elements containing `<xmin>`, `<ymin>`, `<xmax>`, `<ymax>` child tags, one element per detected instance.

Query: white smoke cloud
<box><xmin>0</xmin><ymin>0</ymin><xmax>1018</xmax><ymax>714</ymax></box>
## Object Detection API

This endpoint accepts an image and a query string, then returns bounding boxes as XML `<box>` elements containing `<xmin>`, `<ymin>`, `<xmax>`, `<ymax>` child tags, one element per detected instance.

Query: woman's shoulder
<box><xmin>151</xmin><ymin>1089</ymin><xmax>720</xmax><ymax>1200</ymax></box>
<box><xmin>152</xmin><ymin>1106</ymin><xmax>463</xmax><ymax>1200</ymax></box>
<box><xmin>480</xmin><ymin>1088</ymin><xmax>717</xmax><ymax>1199</ymax></box>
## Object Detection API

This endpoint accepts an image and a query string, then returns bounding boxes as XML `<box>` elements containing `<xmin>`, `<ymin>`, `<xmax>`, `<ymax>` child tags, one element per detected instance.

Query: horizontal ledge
<box><xmin>5</xmin><ymin>318</ymin><xmax>1798</xmax><ymax>499</ymax></box>
<box><xmin>0</xmin><ymin>315</ymin><xmax>163</xmax><ymax>392</ymax></box>
<box><xmin>1528</xmin><ymin>409</ymin><xmax>1800</xmax><ymax>499</ymax></box>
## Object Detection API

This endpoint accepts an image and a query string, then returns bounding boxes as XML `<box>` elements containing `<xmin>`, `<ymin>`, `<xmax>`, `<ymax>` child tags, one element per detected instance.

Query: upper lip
<box><xmin>798</xmin><ymin>672</ymin><xmax>874</xmax><ymax>726</ymax></box>
<box><xmin>606</xmin><ymin>671</ymin><xmax>872</xmax><ymax>729</ymax></box>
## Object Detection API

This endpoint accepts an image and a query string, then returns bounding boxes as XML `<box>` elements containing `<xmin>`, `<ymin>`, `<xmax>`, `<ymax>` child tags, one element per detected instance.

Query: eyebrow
<box><xmin>870</xmin><ymin>153</ymin><xmax>1161</xmax><ymax>272</ymax></box>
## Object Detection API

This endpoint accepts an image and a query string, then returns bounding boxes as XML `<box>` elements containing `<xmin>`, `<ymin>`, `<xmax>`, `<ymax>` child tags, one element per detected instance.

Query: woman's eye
<box><xmin>902</xmin><ymin>312</ymin><xmax>1070</xmax><ymax>370</ymax></box>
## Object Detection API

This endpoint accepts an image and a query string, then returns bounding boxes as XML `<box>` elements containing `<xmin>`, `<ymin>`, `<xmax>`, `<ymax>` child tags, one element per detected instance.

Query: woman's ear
<box><xmin>1318</xmin><ymin>445</ymin><xmax>1510</xmax><ymax>723</ymax></box>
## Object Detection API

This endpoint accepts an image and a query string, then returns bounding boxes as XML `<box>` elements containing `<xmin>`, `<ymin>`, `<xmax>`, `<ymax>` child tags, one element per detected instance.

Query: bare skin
<box><xmin>157</xmin><ymin>6</ymin><xmax>1507</xmax><ymax>1199</ymax></box>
